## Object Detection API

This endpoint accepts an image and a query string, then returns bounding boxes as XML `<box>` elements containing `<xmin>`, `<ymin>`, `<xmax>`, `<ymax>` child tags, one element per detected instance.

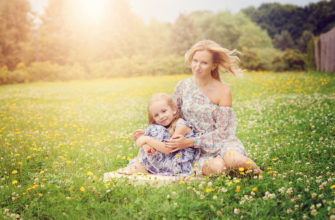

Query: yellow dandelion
<box><xmin>194</xmin><ymin>163</ymin><xmax>198</xmax><ymax>167</ymax></box>
<box><xmin>80</xmin><ymin>187</ymin><xmax>85</xmax><ymax>192</ymax></box>
<box><xmin>272</xmin><ymin>158</ymin><xmax>278</xmax><ymax>161</ymax></box>
<box><xmin>246</xmin><ymin>161</ymin><xmax>251</xmax><ymax>165</ymax></box>
<box><xmin>238</xmin><ymin>167</ymin><xmax>244</xmax><ymax>172</ymax></box>
<box><xmin>331</xmin><ymin>185</ymin><xmax>335</xmax><ymax>189</ymax></box>
<box><xmin>227</xmin><ymin>181</ymin><xmax>232</xmax><ymax>186</ymax></box>
<box><xmin>179</xmin><ymin>180</ymin><xmax>185</xmax><ymax>185</ymax></box>
<box><xmin>235</xmin><ymin>185</ymin><xmax>240</xmax><ymax>193</ymax></box>
<box><xmin>69</xmin><ymin>186</ymin><xmax>74</xmax><ymax>191</ymax></box>
<box><xmin>175</xmin><ymin>154</ymin><xmax>181</xmax><ymax>158</ymax></box>
<box><xmin>42</xmin><ymin>178</ymin><xmax>47</xmax><ymax>181</ymax></box>
<box><xmin>87</xmin><ymin>171</ymin><xmax>93</xmax><ymax>176</ymax></box>
<box><xmin>12</xmin><ymin>170</ymin><xmax>18</xmax><ymax>174</ymax></box>
<box><xmin>40</xmin><ymin>170</ymin><xmax>45</xmax><ymax>174</ymax></box>
<box><xmin>235</xmin><ymin>179</ymin><xmax>240</xmax><ymax>183</ymax></box>
<box><xmin>205</xmin><ymin>188</ymin><xmax>213</xmax><ymax>193</ymax></box>
<box><xmin>12</xmin><ymin>180</ymin><xmax>18</xmax><ymax>185</ymax></box>
<box><xmin>93</xmin><ymin>176</ymin><xmax>97</xmax><ymax>180</ymax></box>
<box><xmin>38</xmin><ymin>193</ymin><xmax>43</xmax><ymax>197</ymax></box>
<box><xmin>252</xmin><ymin>187</ymin><xmax>258</xmax><ymax>192</ymax></box>
<box><xmin>26</xmin><ymin>156</ymin><xmax>31</xmax><ymax>159</ymax></box>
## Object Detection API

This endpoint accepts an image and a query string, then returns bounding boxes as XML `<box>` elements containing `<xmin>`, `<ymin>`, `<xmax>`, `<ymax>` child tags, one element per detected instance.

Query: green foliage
<box><xmin>170</xmin><ymin>11</ymin><xmax>273</xmax><ymax>55</ymax></box>
<box><xmin>0</xmin><ymin>0</ymin><xmax>32</xmax><ymax>70</ymax></box>
<box><xmin>272</xmin><ymin>49</ymin><xmax>306</xmax><ymax>71</ymax></box>
<box><xmin>273</xmin><ymin>30</ymin><xmax>295</xmax><ymax>51</ymax></box>
<box><xmin>240</xmin><ymin>48</ymin><xmax>283</xmax><ymax>71</ymax></box>
<box><xmin>297</xmin><ymin>30</ymin><xmax>314</xmax><ymax>53</ymax></box>
<box><xmin>242</xmin><ymin>1</ymin><xmax>335</xmax><ymax>42</ymax></box>
<box><xmin>305</xmin><ymin>38</ymin><xmax>316</xmax><ymax>72</ymax></box>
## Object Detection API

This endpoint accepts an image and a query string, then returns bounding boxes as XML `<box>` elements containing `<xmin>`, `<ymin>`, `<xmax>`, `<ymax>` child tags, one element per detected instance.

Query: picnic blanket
<box><xmin>103</xmin><ymin>172</ymin><xmax>200</xmax><ymax>187</ymax></box>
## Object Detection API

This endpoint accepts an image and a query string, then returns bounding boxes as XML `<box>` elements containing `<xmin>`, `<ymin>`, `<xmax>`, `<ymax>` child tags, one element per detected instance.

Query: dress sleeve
<box><xmin>193</xmin><ymin>106</ymin><xmax>237</xmax><ymax>153</ymax></box>
<box><xmin>175</xmin><ymin>118</ymin><xmax>192</xmax><ymax>129</ymax></box>
<box><xmin>144</xmin><ymin>124</ymin><xmax>170</xmax><ymax>142</ymax></box>
<box><xmin>173</xmin><ymin>80</ymin><xmax>184</xmax><ymax>118</ymax></box>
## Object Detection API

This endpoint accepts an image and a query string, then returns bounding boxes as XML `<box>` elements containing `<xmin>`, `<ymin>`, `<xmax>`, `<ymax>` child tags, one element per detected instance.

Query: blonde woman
<box><xmin>166</xmin><ymin>40</ymin><xmax>262</xmax><ymax>176</ymax></box>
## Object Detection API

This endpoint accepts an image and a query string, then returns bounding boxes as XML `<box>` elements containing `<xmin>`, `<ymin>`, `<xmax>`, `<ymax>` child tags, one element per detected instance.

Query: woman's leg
<box><xmin>202</xmin><ymin>156</ymin><xmax>227</xmax><ymax>176</ymax></box>
<box><xmin>222</xmin><ymin>150</ymin><xmax>262</xmax><ymax>174</ymax></box>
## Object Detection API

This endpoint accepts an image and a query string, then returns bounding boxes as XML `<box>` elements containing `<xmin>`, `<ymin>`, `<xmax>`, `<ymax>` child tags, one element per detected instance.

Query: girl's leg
<box><xmin>117</xmin><ymin>149</ymin><xmax>149</xmax><ymax>174</ymax></box>
<box><xmin>222</xmin><ymin>150</ymin><xmax>262</xmax><ymax>175</ymax></box>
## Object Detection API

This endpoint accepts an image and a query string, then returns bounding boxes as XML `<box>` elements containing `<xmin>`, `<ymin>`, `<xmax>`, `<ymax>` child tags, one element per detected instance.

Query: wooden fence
<box><xmin>315</xmin><ymin>26</ymin><xmax>335</xmax><ymax>73</ymax></box>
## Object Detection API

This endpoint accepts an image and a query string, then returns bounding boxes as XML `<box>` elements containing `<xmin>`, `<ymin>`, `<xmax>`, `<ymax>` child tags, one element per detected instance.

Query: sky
<box><xmin>28</xmin><ymin>0</ymin><xmax>323</xmax><ymax>23</ymax></box>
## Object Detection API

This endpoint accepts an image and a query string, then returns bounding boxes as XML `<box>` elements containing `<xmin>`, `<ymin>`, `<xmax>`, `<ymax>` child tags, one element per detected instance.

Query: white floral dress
<box><xmin>139</xmin><ymin>119</ymin><xmax>198</xmax><ymax>176</ymax></box>
<box><xmin>173</xmin><ymin>77</ymin><xmax>247</xmax><ymax>175</ymax></box>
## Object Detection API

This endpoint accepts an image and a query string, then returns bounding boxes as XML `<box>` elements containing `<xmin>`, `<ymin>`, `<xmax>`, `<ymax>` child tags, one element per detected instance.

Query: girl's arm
<box><xmin>171</xmin><ymin>124</ymin><xmax>191</xmax><ymax>138</ymax></box>
<box><xmin>136</xmin><ymin>136</ymin><xmax>171</xmax><ymax>154</ymax></box>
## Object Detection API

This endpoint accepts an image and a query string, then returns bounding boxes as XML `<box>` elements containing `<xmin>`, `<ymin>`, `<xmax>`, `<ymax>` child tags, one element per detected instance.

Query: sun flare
<box><xmin>72</xmin><ymin>0</ymin><xmax>110</xmax><ymax>26</ymax></box>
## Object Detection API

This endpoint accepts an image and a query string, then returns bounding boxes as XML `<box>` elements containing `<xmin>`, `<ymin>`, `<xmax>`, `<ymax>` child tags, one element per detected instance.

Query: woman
<box><xmin>121</xmin><ymin>40</ymin><xmax>262</xmax><ymax>176</ymax></box>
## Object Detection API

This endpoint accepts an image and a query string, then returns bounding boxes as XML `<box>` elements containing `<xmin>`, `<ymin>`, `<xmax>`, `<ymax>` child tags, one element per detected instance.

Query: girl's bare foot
<box><xmin>117</xmin><ymin>161</ymin><xmax>149</xmax><ymax>175</ymax></box>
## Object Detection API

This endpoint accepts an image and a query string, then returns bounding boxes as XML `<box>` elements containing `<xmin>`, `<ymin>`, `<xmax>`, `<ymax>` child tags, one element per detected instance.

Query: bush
<box><xmin>240</xmin><ymin>47</ymin><xmax>283</xmax><ymax>71</ymax></box>
<box><xmin>272</xmin><ymin>49</ymin><xmax>305</xmax><ymax>71</ymax></box>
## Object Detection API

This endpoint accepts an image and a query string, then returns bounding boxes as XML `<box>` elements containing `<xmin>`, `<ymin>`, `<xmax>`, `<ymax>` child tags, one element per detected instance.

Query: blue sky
<box><xmin>29</xmin><ymin>0</ymin><xmax>323</xmax><ymax>23</ymax></box>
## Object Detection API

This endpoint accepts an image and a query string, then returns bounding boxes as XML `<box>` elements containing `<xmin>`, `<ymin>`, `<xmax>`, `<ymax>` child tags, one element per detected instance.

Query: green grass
<box><xmin>0</xmin><ymin>72</ymin><xmax>334</xmax><ymax>219</ymax></box>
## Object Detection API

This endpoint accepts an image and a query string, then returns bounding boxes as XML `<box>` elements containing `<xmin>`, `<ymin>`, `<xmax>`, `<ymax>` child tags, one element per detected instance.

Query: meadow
<box><xmin>0</xmin><ymin>72</ymin><xmax>334</xmax><ymax>219</ymax></box>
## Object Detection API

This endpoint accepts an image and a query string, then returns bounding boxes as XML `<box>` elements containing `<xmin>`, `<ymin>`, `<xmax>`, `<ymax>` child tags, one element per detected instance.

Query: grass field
<box><xmin>1</xmin><ymin>72</ymin><xmax>334</xmax><ymax>219</ymax></box>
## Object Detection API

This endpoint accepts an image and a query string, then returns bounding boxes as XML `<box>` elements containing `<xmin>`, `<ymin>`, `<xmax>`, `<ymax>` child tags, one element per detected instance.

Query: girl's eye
<box><xmin>162</xmin><ymin>109</ymin><xmax>166</xmax><ymax>113</ymax></box>
<box><xmin>154</xmin><ymin>114</ymin><xmax>158</xmax><ymax>118</ymax></box>
<box><xmin>202</xmin><ymin>62</ymin><xmax>207</xmax><ymax>65</ymax></box>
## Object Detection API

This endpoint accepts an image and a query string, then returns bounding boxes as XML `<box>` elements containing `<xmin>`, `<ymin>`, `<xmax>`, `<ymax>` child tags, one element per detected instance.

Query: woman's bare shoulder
<box><xmin>217</xmin><ymin>83</ymin><xmax>232</xmax><ymax>107</ymax></box>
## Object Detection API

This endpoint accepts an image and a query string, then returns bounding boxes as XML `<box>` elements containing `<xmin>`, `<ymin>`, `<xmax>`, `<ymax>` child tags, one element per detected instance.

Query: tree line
<box><xmin>0</xmin><ymin>0</ymin><xmax>334</xmax><ymax>84</ymax></box>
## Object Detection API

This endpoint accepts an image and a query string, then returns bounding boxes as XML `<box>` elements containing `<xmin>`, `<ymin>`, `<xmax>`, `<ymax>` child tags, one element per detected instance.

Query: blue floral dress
<box><xmin>173</xmin><ymin>77</ymin><xmax>247</xmax><ymax>175</ymax></box>
<box><xmin>139</xmin><ymin>119</ymin><xmax>198</xmax><ymax>175</ymax></box>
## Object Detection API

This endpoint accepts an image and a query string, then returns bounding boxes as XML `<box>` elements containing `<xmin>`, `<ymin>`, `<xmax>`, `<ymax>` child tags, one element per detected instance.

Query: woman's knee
<box><xmin>202</xmin><ymin>157</ymin><xmax>226</xmax><ymax>176</ymax></box>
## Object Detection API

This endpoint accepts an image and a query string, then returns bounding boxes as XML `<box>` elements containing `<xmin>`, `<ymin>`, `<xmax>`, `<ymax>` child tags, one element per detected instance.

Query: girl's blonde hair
<box><xmin>185</xmin><ymin>40</ymin><xmax>242</xmax><ymax>81</ymax></box>
<box><xmin>147</xmin><ymin>93</ymin><xmax>180</xmax><ymax>136</ymax></box>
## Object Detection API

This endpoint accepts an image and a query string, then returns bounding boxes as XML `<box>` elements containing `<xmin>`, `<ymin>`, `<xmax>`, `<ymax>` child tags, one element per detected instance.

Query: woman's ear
<box><xmin>212</xmin><ymin>63</ymin><xmax>218</xmax><ymax>71</ymax></box>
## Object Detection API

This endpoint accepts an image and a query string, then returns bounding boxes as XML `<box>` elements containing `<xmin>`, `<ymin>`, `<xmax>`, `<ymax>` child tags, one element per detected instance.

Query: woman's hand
<box><xmin>165</xmin><ymin>135</ymin><xmax>194</xmax><ymax>152</ymax></box>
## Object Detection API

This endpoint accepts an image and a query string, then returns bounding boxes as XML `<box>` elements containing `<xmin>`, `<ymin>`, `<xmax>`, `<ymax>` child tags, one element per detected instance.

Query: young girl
<box><xmin>120</xmin><ymin>93</ymin><xmax>198</xmax><ymax>175</ymax></box>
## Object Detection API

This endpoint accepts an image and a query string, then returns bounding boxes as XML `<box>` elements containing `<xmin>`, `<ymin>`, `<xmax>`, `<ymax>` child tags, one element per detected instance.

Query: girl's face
<box><xmin>191</xmin><ymin>50</ymin><xmax>217</xmax><ymax>78</ymax></box>
<box><xmin>149</xmin><ymin>100</ymin><xmax>176</xmax><ymax>127</ymax></box>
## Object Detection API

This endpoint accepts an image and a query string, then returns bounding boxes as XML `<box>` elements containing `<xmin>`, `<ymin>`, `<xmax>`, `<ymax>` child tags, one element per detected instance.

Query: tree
<box><xmin>297</xmin><ymin>30</ymin><xmax>314</xmax><ymax>53</ymax></box>
<box><xmin>273</xmin><ymin>30</ymin><xmax>295</xmax><ymax>51</ymax></box>
<box><xmin>0</xmin><ymin>0</ymin><xmax>32</xmax><ymax>69</ymax></box>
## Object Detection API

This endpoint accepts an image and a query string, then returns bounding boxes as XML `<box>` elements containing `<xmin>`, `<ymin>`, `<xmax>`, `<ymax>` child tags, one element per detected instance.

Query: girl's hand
<box><xmin>142</xmin><ymin>144</ymin><xmax>156</xmax><ymax>155</ymax></box>
<box><xmin>133</xmin><ymin>129</ymin><xmax>145</xmax><ymax>141</ymax></box>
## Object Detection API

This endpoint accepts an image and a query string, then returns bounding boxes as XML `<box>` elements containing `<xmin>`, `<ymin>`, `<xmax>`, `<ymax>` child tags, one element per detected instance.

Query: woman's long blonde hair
<box><xmin>147</xmin><ymin>93</ymin><xmax>180</xmax><ymax>136</ymax></box>
<box><xmin>185</xmin><ymin>40</ymin><xmax>242</xmax><ymax>81</ymax></box>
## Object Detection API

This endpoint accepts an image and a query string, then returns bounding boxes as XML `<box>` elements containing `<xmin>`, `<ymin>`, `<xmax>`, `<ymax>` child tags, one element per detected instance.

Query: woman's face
<box><xmin>191</xmin><ymin>50</ymin><xmax>216</xmax><ymax>78</ymax></box>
